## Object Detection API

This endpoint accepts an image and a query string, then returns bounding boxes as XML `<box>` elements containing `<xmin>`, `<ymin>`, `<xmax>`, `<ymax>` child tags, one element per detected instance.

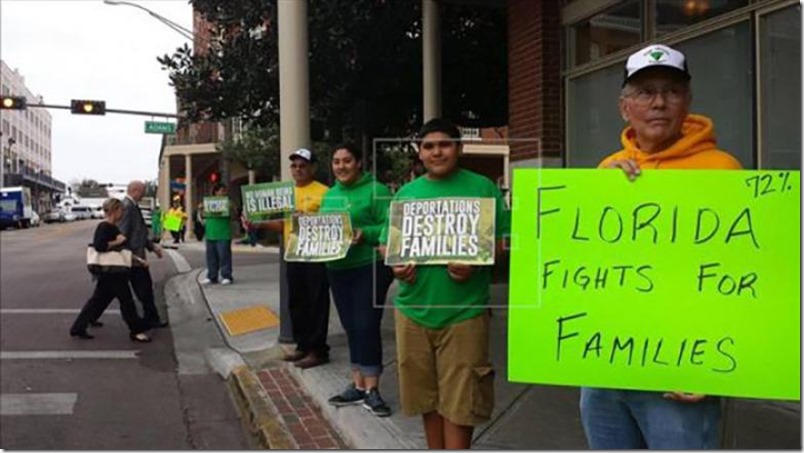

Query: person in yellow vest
<box><xmin>249</xmin><ymin>148</ymin><xmax>331</xmax><ymax>369</ymax></box>
<box><xmin>167</xmin><ymin>200</ymin><xmax>188</xmax><ymax>244</ymax></box>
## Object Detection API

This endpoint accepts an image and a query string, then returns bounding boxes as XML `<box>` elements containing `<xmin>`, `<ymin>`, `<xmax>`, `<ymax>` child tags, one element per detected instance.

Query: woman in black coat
<box><xmin>69</xmin><ymin>198</ymin><xmax>151</xmax><ymax>343</ymax></box>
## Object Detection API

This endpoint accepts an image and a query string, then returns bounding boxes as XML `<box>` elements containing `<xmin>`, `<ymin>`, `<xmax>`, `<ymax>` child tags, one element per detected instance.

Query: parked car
<box><xmin>43</xmin><ymin>210</ymin><xmax>66</xmax><ymax>223</ymax></box>
<box><xmin>91</xmin><ymin>206</ymin><xmax>104</xmax><ymax>219</ymax></box>
<box><xmin>71</xmin><ymin>206</ymin><xmax>93</xmax><ymax>220</ymax></box>
<box><xmin>63</xmin><ymin>212</ymin><xmax>78</xmax><ymax>222</ymax></box>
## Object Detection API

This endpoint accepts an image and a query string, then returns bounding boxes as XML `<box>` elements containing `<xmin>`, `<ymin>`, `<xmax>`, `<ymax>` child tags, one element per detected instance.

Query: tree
<box><xmin>158</xmin><ymin>0</ymin><xmax>507</xmax><ymax>146</ymax></box>
<box><xmin>218</xmin><ymin>123</ymin><xmax>281</xmax><ymax>181</ymax></box>
<box><xmin>74</xmin><ymin>179</ymin><xmax>108</xmax><ymax>198</ymax></box>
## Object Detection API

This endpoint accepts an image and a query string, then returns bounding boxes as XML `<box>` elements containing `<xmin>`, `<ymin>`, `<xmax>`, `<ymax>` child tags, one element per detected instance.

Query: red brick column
<box><xmin>507</xmin><ymin>0</ymin><xmax>563</xmax><ymax>161</ymax></box>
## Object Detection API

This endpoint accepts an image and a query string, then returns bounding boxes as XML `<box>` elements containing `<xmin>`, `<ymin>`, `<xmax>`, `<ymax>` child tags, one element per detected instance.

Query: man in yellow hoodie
<box><xmin>583</xmin><ymin>44</ymin><xmax>742</xmax><ymax>449</ymax></box>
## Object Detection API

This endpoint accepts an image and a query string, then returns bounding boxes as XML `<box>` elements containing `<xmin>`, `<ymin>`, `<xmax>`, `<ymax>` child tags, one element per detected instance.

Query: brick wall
<box><xmin>507</xmin><ymin>0</ymin><xmax>563</xmax><ymax>161</ymax></box>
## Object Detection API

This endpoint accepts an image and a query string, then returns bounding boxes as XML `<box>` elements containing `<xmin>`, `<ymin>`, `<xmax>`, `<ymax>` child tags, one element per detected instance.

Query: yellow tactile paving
<box><xmin>218</xmin><ymin>305</ymin><xmax>279</xmax><ymax>336</ymax></box>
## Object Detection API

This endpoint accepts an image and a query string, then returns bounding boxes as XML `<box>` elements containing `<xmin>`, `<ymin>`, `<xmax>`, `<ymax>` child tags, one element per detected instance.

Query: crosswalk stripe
<box><xmin>165</xmin><ymin>249</ymin><xmax>191</xmax><ymax>273</ymax></box>
<box><xmin>1</xmin><ymin>351</ymin><xmax>138</xmax><ymax>360</ymax></box>
<box><xmin>0</xmin><ymin>309</ymin><xmax>121</xmax><ymax>315</ymax></box>
<box><xmin>1</xmin><ymin>393</ymin><xmax>78</xmax><ymax>415</ymax></box>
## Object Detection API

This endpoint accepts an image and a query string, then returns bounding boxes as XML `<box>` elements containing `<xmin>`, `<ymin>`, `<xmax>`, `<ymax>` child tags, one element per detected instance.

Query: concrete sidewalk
<box><xmin>184</xmin><ymin>262</ymin><xmax>801</xmax><ymax>449</ymax></box>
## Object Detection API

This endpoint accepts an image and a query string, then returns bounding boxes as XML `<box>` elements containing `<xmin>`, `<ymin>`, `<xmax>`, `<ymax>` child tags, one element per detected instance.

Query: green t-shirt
<box><xmin>204</xmin><ymin>216</ymin><xmax>232</xmax><ymax>241</ymax></box>
<box><xmin>320</xmin><ymin>173</ymin><xmax>392</xmax><ymax>270</ymax></box>
<box><xmin>379</xmin><ymin>169</ymin><xmax>511</xmax><ymax>328</ymax></box>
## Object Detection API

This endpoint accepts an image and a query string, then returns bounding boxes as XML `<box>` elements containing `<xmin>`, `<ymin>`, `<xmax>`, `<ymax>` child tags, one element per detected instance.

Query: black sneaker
<box><xmin>362</xmin><ymin>388</ymin><xmax>391</xmax><ymax>417</ymax></box>
<box><xmin>328</xmin><ymin>384</ymin><xmax>365</xmax><ymax>407</ymax></box>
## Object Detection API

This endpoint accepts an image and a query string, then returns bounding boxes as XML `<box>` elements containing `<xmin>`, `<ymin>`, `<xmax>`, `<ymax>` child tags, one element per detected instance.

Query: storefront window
<box><xmin>566</xmin><ymin>64</ymin><xmax>624</xmax><ymax>168</ymax></box>
<box><xmin>759</xmin><ymin>5</ymin><xmax>801</xmax><ymax>170</ymax></box>
<box><xmin>674</xmin><ymin>22</ymin><xmax>753</xmax><ymax>168</ymax></box>
<box><xmin>570</xmin><ymin>0</ymin><xmax>642</xmax><ymax>67</ymax></box>
<box><xmin>655</xmin><ymin>0</ymin><xmax>749</xmax><ymax>36</ymax></box>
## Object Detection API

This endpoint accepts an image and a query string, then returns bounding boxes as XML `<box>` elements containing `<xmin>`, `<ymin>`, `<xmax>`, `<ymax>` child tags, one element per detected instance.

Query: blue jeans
<box><xmin>206</xmin><ymin>240</ymin><xmax>233</xmax><ymax>282</ymax></box>
<box><xmin>328</xmin><ymin>261</ymin><xmax>393</xmax><ymax>377</ymax></box>
<box><xmin>580</xmin><ymin>388</ymin><xmax>721</xmax><ymax>449</ymax></box>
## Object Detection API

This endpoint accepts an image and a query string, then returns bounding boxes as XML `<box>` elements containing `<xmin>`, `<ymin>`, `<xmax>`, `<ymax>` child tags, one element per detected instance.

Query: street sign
<box><xmin>145</xmin><ymin>121</ymin><xmax>176</xmax><ymax>134</ymax></box>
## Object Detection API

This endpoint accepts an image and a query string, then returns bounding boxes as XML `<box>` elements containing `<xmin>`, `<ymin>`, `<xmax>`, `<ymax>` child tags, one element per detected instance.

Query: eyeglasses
<box><xmin>627</xmin><ymin>85</ymin><xmax>688</xmax><ymax>106</ymax></box>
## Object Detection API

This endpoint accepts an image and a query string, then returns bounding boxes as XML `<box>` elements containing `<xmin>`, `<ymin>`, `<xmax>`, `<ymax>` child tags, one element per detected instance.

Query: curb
<box><xmin>228</xmin><ymin>365</ymin><xmax>297</xmax><ymax>449</ymax></box>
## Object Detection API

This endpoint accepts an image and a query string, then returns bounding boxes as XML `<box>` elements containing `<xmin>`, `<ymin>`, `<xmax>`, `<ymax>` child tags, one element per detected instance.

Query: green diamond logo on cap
<box><xmin>648</xmin><ymin>49</ymin><xmax>667</xmax><ymax>62</ymax></box>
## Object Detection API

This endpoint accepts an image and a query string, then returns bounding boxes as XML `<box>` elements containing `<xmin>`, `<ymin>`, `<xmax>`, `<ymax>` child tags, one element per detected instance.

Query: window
<box><xmin>655</xmin><ymin>0</ymin><xmax>750</xmax><ymax>36</ymax></box>
<box><xmin>759</xmin><ymin>4</ymin><xmax>801</xmax><ymax>170</ymax></box>
<box><xmin>674</xmin><ymin>22</ymin><xmax>753</xmax><ymax>168</ymax></box>
<box><xmin>569</xmin><ymin>0</ymin><xmax>642</xmax><ymax>67</ymax></box>
<box><xmin>567</xmin><ymin>64</ymin><xmax>625</xmax><ymax>167</ymax></box>
<box><xmin>2</xmin><ymin>119</ymin><xmax>8</xmax><ymax>134</ymax></box>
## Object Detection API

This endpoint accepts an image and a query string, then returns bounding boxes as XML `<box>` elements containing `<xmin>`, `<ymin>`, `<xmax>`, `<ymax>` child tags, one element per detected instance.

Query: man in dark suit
<box><xmin>119</xmin><ymin>181</ymin><xmax>168</xmax><ymax>328</ymax></box>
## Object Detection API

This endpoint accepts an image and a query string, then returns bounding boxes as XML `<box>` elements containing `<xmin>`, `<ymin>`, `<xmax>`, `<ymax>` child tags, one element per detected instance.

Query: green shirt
<box><xmin>204</xmin><ymin>215</ymin><xmax>232</xmax><ymax>241</ymax></box>
<box><xmin>320</xmin><ymin>173</ymin><xmax>392</xmax><ymax>270</ymax></box>
<box><xmin>379</xmin><ymin>169</ymin><xmax>511</xmax><ymax>328</ymax></box>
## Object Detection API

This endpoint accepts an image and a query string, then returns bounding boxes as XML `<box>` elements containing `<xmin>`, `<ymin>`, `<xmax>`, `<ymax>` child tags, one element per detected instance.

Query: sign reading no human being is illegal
<box><xmin>384</xmin><ymin>197</ymin><xmax>497</xmax><ymax>266</ymax></box>
<box><xmin>284</xmin><ymin>212</ymin><xmax>353</xmax><ymax>263</ymax></box>
<box><xmin>203</xmin><ymin>196</ymin><xmax>230</xmax><ymax>218</ymax></box>
<box><xmin>241</xmin><ymin>181</ymin><xmax>295</xmax><ymax>223</ymax></box>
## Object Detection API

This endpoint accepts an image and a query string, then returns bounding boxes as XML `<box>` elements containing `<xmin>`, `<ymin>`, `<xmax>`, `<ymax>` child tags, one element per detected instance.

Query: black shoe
<box><xmin>149</xmin><ymin>320</ymin><xmax>169</xmax><ymax>328</ymax></box>
<box><xmin>70</xmin><ymin>331</ymin><xmax>94</xmax><ymax>340</ymax></box>
<box><xmin>130</xmin><ymin>332</ymin><xmax>152</xmax><ymax>343</ymax></box>
<box><xmin>363</xmin><ymin>388</ymin><xmax>391</xmax><ymax>417</ymax></box>
<box><xmin>89</xmin><ymin>320</ymin><xmax>103</xmax><ymax>327</ymax></box>
<box><xmin>294</xmin><ymin>353</ymin><xmax>330</xmax><ymax>369</ymax></box>
<box><xmin>282</xmin><ymin>350</ymin><xmax>307</xmax><ymax>362</ymax></box>
<box><xmin>328</xmin><ymin>384</ymin><xmax>365</xmax><ymax>407</ymax></box>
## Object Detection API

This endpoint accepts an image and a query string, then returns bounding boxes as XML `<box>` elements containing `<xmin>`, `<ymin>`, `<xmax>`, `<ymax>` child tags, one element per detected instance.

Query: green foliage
<box><xmin>74</xmin><ymin>179</ymin><xmax>108</xmax><ymax>198</ymax></box>
<box><xmin>158</xmin><ymin>0</ymin><xmax>507</xmax><ymax>142</ymax></box>
<box><xmin>217</xmin><ymin>123</ymin><xmax>281</xmax><ymax>181</ymax></box>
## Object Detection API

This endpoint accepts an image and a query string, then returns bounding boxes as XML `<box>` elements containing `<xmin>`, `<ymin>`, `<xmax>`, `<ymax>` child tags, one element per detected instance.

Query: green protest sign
<box><xmin>163</xmin><ymin>213</ymin><xmax>183</xmax><ymax>232</ymax></box>
<box><xmin>203</xmin><ymin>196</ymin><xmax>230</xmax><ymax>218</ymax></box>
<box><xmin>284</xmin><ymin>212</ymin><xmax>353</xmax><ymax>262</ymax></box>
<box><xmin>241</xmin><ymin>181</ymin><xmax>294</xmax><ymax>222</ymax></box>
<box><xmin>384</xmin><ymin>197</ymin><xmax>496</xmax><ymax>266</ymax></box>
<box><xmin>508</xmin><ymin>169</ymin><xmax>800</xmax><ymax>401</ymax></box>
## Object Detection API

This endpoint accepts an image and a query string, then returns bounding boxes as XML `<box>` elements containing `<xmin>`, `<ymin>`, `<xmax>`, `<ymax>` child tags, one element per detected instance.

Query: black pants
<box><xmin>286</xmin><ymin>261</ymin><xmax>330</xmax><ymax>357</ymax></box>
<box><xmin>71</xmin><ymin>273</ymin><xmax>148</xmax><ymax>334</ymax></box>
<box><xmin>129</xmin><ymin>266</ymin><xmax>161</xmax><ymax>324</ymax></box>
<box><xmin>328</xmin><ymin>261</ymin><xmax>393</xmax><ymax>376</ymax></box>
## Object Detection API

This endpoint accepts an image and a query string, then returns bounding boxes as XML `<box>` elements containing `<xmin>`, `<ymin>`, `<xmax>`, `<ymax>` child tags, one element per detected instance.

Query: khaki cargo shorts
<box><xmin>395</xmin><ymin>310</ymin><xmax>494</xmax><ymax>426</ymax></box>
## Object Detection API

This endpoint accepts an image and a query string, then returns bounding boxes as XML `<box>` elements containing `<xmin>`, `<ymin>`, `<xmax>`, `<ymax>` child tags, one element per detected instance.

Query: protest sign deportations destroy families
<box><xmin>385</xmin><ymin>197</ymin><xmax>496</xmax><ymax>265</ymax></box>
<box><xmin>285</xmin><ymin>212</ymin><xmax>353</xmax><ymax>262</ymax></box>
<box><xmin>508</xmin><ymin>169</ymin><xmax>800</xmax><ymax>400</ymax></box>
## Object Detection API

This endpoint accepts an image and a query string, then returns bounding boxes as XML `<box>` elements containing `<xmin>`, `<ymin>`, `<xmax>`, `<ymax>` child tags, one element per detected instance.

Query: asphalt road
<box><xmin>0</xmin><ymin>220</ymin><xmax>261</xmax><ymax>449</ymax></box>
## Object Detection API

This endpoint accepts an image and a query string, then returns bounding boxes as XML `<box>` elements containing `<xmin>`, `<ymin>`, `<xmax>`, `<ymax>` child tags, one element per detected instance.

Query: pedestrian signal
<box><xmin>70</xmin><ymin>100</ymin><xmax>106</xmax><ymax>115</ymax></box>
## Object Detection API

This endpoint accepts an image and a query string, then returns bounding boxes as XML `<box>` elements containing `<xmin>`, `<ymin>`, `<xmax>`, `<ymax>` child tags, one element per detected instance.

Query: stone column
<box><xmin>184</xmin><ymin>153</ymin><xmax>193</xmax><ymax>238</ymax></box>
<box><xmin>422</xmin><ymin>0</ymin><xmax>442</xmax><ymax>121</ymax></box>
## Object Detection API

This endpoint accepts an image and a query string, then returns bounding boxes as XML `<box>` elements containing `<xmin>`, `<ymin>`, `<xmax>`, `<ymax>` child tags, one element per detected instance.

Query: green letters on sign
<box><xmin>508</xmin><ymin>169</ymin><xmax>800</xmax><ymax>401</ymax></box>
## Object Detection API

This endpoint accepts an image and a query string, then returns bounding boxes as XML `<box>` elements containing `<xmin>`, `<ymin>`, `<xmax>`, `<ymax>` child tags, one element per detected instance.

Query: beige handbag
<box><xmin>86</xmin><ymin>247</ymin><xmax>132</xmax><ymax>274</ymax></box>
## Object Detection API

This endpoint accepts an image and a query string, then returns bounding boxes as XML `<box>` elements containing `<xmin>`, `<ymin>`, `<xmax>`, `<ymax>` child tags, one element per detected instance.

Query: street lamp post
<box><xmin>103</xmin><ymin>0</ymin><xmax>194</xmax><ymax>40</ymax></box>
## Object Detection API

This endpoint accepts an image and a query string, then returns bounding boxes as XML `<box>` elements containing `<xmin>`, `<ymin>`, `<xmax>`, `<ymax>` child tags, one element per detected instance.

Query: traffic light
<box><xmin>209</xmin><ymin>171</ymin><xmax>220</xmax><ymax>183</ymax></box>
<box><xmin>0</xmin><ymin>96</ymin><xmax>27</xmax><ymax>110</ymax></box>
<box><xmin>70</xmin><ymin>99</ymin><xmax>106</xmax><ymax>115</ymax></box>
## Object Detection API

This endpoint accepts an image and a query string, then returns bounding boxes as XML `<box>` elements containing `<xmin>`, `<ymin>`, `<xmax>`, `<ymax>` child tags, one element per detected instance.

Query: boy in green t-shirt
<box><xmin>201</xmin><ymin>183</ymin><xmax>234</xmax><ymax>285</ymax></box>
<box><xmin>379</xmin><ymin>119</ymin><xmax>510</xmax><ymax>449</ymax></box>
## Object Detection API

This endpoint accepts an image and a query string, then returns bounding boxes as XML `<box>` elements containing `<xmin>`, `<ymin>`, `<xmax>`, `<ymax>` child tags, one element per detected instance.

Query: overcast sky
<box><xmin>0</xmin><ymin>0</ymin><xmax>193</xmax><ymax>185</ymax></box>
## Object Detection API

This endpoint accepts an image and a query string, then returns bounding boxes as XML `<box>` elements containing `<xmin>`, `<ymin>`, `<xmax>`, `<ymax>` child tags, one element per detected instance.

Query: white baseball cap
<box><xmin>623</xmin><ymin>44</ymin><xmax>690</xmax><ymax>86</ymax></box>
<box><xmin>289</xmin><ymin>148</ymin><xmax>316</xmax><ymax>163</ymax></box>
